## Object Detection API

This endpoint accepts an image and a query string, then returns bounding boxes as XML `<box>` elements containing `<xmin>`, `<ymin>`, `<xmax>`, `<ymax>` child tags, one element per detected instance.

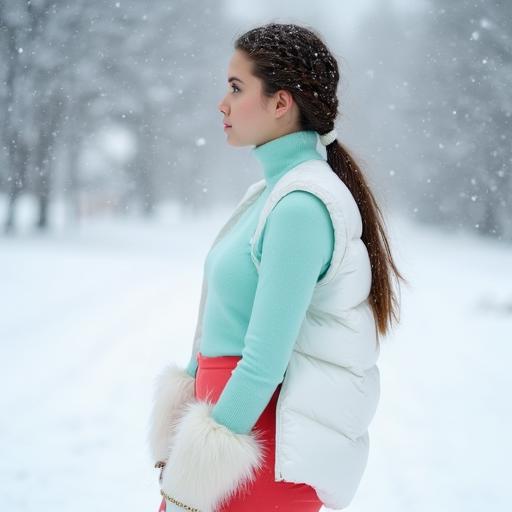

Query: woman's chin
<box><xmin>225</xmin><ymin>135</ymin><xmax>243</xmax><ymax>147</ymax></box>
<box><xmin>224</xmin><ymin>131</ymin><xmax>251</xmax><ymax>147</ymax></box>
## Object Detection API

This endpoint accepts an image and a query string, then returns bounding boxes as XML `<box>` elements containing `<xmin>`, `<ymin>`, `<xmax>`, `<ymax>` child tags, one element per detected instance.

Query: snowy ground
<box><xmin>1</xmin><ymin>197</ymin><xmax>511</xmax><ymax>511</ymax></box>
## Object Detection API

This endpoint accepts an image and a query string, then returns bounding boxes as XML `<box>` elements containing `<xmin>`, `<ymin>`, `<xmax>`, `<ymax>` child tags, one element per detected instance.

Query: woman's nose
<box><xmin>218</xmin><ymin>97</ymin><xmax>229</xmax><ymax>115</ymax></box>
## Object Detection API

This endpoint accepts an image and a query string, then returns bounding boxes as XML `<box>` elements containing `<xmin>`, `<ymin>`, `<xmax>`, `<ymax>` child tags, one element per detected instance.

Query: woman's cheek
<box><xmin>237</xmin><ymin>97</ymin><xmax>258</xmax><ymax>121</ymax></box>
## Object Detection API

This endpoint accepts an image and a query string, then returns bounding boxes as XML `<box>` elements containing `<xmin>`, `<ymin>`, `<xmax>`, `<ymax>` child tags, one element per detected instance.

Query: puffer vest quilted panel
<box><xmin>189</xmin><ymin>159</ymin><xmax>380</xmax><ymax>510</ymax></box>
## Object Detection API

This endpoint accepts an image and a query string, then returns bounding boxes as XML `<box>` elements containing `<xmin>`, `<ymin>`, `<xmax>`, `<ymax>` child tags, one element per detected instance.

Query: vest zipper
<box><xmin>274</xmin><ymin>387</ymin><xmax>285</xmax><ymax>482</ymax></box>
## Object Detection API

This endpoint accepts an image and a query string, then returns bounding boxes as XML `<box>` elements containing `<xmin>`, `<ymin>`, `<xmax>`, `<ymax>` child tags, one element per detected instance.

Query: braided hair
<box><xmin>235</xmin><ymin>23</ymin><xmax>407</xmax><ymax>341</ymax></box>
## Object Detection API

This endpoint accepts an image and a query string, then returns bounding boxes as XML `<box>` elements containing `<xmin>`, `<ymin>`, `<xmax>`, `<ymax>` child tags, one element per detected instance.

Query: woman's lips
<box><xmin>224</xmin><ymin>124</ymin><xmax>232</xmax><ymax>130</ymax></box>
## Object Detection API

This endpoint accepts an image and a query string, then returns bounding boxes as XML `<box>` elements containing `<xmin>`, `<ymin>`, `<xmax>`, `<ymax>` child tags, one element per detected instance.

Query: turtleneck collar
<box><xmin>251</xmin><ymin>130</ymin><xmax>324</xmax><ymax>189</ymax></box>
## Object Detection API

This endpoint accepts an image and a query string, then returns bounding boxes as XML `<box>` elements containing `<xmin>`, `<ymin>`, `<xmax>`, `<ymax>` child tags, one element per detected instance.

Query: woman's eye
<box><xmin>230</xmin><ymin>84</ymin><xmax>240</xmax><ymax>93</ymax></box>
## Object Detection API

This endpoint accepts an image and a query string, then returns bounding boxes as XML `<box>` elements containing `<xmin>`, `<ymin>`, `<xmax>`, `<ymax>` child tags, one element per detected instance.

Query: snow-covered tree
<box><xmin>1</xmin><ymin>0</ymin><xmax>237</xmax><ymax>231</ymax></box>
<box><xmin>405</xmin><ymin>0</ymin><xmax>511</xmax><ymax>240</ymax></box>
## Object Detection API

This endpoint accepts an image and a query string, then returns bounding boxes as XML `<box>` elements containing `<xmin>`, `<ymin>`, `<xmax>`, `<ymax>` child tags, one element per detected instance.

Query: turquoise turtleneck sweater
<box><xmin>185</xmin><ymin>130</ymin><xmax>335</xmax><ymax>435</ymax></box>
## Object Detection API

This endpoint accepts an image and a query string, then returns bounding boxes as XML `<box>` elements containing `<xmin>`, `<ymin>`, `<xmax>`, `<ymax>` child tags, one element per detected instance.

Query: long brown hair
<box><xmin>235</xmin><ymin>23</ymin><xmax>407</xmax><ymax>341</ymax></box>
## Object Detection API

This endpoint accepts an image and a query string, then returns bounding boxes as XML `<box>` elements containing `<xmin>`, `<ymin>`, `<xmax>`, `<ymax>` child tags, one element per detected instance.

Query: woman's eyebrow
<box><xmin>228</xmin><ymin>76</ymin><xmax>245</xmax><ymax>84</ymax></box>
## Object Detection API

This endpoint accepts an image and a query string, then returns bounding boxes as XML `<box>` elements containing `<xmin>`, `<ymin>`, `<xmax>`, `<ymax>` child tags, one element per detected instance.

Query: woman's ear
<box><xmin>274</xmin><ymin>89</ymin><xmax>295</xmax><ymax>119</ymax></box>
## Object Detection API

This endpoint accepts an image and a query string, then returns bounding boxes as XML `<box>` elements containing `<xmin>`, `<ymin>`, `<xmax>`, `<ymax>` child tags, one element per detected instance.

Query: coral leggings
<box><xmin>158</xmin><ymin>352</ymin><xmax>323</xmax><ymax>511</ymax></box>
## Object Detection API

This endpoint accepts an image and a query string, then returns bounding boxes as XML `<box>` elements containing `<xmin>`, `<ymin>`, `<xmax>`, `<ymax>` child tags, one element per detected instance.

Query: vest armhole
<box><xmin>250</xmin><ymin>186</ymin><xmax>347</xmax><ymax>286</ymax></box>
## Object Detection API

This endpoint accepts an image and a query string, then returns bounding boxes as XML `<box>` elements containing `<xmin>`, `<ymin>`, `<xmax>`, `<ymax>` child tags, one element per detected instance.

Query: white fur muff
<box><xmin>147</xmin><ymin>363</ymin><xmax>266</xmax><ymax>511</ymax></box>
<box><xmin>147</xmin><ymin>363</ymin><xmax>196</xmax><ymax>464</ymax></box>
<box><xmin>160</xmin><ymin>400</ymin><xmax>265</xmax><ymax>512</ymax></box>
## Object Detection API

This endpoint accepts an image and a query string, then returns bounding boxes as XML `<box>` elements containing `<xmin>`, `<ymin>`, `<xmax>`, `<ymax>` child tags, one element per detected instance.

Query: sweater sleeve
<box><xmin>210</xmin><ymin>190</ymin><xmax>335</xmax><ymax>435</ymax></box>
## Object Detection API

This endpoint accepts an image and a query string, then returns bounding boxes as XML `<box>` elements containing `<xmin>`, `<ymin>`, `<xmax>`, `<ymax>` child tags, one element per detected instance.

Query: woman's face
<box><xmin>218</xmin><ymin>50</ymin><xmax>299</xmax><ymax>147</ymax></box>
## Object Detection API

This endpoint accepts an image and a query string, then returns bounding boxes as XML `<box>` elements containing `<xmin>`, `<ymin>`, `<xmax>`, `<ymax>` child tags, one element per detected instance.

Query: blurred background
<box><xmin>1</xmin><ymin>1</ymin><xmax>510</xmax><ymax>511</ymax></box>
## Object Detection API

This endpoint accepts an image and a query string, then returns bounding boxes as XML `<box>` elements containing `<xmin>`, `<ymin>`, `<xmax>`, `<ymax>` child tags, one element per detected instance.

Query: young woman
<box><xmin>148</xmin><ymin>22</ymin><xmax>406</xmax><ymax>512</ymax></box>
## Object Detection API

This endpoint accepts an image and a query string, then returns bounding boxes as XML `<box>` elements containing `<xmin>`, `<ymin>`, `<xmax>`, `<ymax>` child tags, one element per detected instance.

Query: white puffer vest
<box><xmin>188</xmin><ymin>158</ymin><xmax>380</xmax><ymax>510</ymax></box>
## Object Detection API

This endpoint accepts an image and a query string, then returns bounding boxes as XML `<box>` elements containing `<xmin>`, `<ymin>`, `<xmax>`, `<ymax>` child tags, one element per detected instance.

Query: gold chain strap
<box><xmin>155</xmin><ymin>461</ymin><xmax>201</xmax><ymax>511</ymax></box>
<box><xmin>159</xmin><ymin>488</ymin><xmax>201</xmax><ymax>512</ymax></box>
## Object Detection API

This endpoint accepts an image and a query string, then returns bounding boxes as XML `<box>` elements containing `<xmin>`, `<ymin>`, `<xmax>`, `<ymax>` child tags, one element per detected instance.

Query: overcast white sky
<box><xmin>225</xmin><ymin>0</ymin><xmax>426</xmax><ymax>39</ymax></box>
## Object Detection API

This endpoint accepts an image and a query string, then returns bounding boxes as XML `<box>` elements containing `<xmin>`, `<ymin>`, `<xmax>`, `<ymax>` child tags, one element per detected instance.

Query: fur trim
<box><xmin>147</xmin><ymin>363</ymin><xmax>196</xmax><ymax>463</ymax></box>
<box><xmin>160</xmin><ymin>400</ymin><xmax>266</xmax><ymax>512</ymax></box>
